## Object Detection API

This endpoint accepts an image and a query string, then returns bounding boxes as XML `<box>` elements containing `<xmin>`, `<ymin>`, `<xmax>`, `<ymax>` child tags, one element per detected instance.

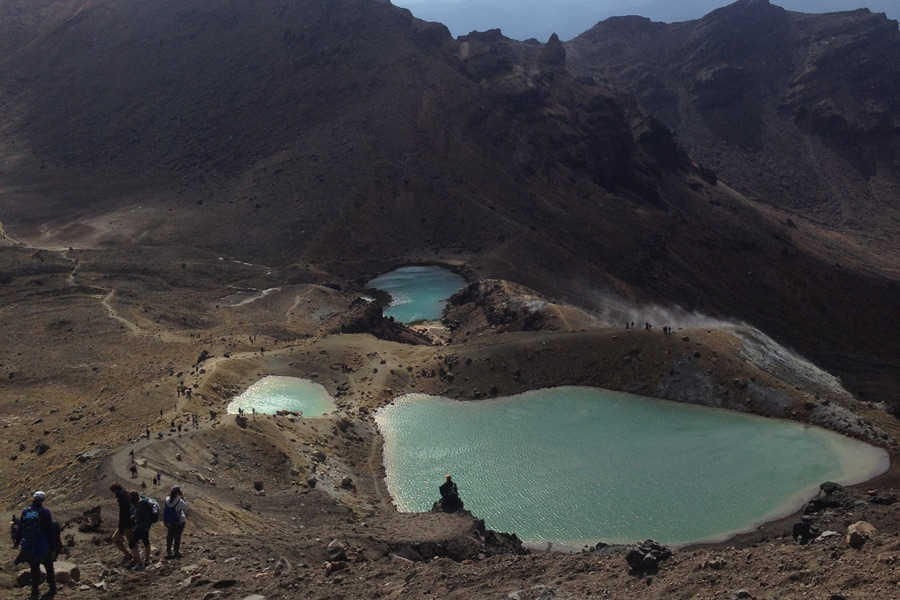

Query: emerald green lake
<box><xmin>226</xmin><ymin>376</ymin><xmax>336</xmax><ymax>416</ymax></box>
<box><xmin>375</xmin><ymin>387</ymin><xmax>888</xmax><ymax>548</ymax></box>
<box><xmin>366</xmin><ymin>265</ymin><xmax>465</xmax><ymax>323</ymax></box>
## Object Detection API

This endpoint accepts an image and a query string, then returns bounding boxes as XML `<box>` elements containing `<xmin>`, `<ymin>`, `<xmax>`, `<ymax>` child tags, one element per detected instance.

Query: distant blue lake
<box><xmin>375</xmin><ymin>387</ymin><xmax>889</xmax><ymax>548</ymax></box>
<box><xmin>226</xmin><ymin>376</ymin><xmax>336</xmax><ymax>416</ymax></box>
<box><xmin>366</xmin><ymin>266</ymin><xmax>465</xmax><ymax>323</ymax></box>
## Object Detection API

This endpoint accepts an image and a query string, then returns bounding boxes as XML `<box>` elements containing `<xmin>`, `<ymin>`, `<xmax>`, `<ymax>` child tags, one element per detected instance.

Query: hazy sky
<box><xmin>392</xmin><ymin>0</ymin><xmax>900</xmax><ymax>41</ymax></box>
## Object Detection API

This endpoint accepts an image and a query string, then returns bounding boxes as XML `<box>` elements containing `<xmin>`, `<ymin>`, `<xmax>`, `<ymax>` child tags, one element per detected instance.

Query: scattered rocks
<box><xmin>815</xmin><ymin>530</ymin><xmax>841</xmax><ymax>542</ymax></box>
<box><xmin>77</xmin><ymin>506</ymin><xmax>103</xmax><ymax>533</ymax></box>
<box><xmin>701</xmin><ymin>556</ymin><xmax>727</xmax><ymax>570</ymax></box>
<box><xmin>54</xmin><ymin>561</ymin><xmax>81</xmax><ymax>583</ymax></box>
<box><xmin>195</xmin><ymin>349</ymin><xmax>212</xmax><ymax>365</ymax></box>
<box><xmin>866</xmin><ymin>493</ymin><xmax>898</xmax><ymax>506</ymax></box>
<box><xmin>506</xmin><ymin>584</ymin><xmax>557</xmax><ymax>600</ymax></box>
<box><xmin>792</xmin><ymin>515</ymin><xmax>821</xmax><ymax>545</ymax></box>
<box><xmin>77</xmin><ymin>448</ymin><xmax>106</xmax><ymax>462</ymax></box>
<box><xmin>182</xmin><ymin>573</ymin><xmax>211</xmax><ymax>587</ymax></box>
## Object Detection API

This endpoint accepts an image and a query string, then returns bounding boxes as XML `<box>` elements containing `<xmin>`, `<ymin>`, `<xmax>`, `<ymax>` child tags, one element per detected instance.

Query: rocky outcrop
<box><xmin>792</xmin><ymin>515</ymin><xmax>821</xmax><ymax>545</ymax></box>
<box><xmin>625</xmin><ymin>539</ymin><xmax>672</xmax><ymax>574</ymax></box>
<box><xmin>329</xmin><ymin>298</ymin><xmax>431</xmax><ymax>345</ymax></box>
<box><xmin>804</xmin><ymin>481</ymin><xmax>850</xmax><ymax>515</ymax></box>
<box><xmin>445</xmin><ymin>280</ymin><xmax>554</xmax><ymax>335</ymax></box>
<box><xmin>569</xmin><ymin>0</ymin><xmax>900</xmax><ymax>218</ymax></box>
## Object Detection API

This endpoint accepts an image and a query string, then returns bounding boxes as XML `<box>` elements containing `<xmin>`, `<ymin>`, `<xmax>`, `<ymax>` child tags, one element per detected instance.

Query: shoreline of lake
<box><xmin>376</xmin><ymin>387</ymin><xmax>890</xmax><ymax>548</ymax></box>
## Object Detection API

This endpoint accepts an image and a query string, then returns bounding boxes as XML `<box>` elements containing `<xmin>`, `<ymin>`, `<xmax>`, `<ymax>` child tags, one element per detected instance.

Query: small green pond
<box><xmin>226</xmin><ymin>376</ymin><xmax>336</xmax><ymax>416</ymax></box>
<box><xmin>366</xmin><ymin>265</ymin><xmax>465</xmax><ymax>323</ymax></box>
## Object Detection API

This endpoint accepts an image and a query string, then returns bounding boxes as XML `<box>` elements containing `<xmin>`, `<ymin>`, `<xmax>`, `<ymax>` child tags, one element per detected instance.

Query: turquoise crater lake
<box><xmin>226</xmin><ymin>376</ymin><xmax>336</xmax><ymax>416</ymax></box>
<box><xmin>366</xmin><ymin>265</ymin><xmax>465</xmax><ymax>323</ymax></box>
<box><xmin>375</xmin><ymin>387</ymin><xmax>888</xmax><ymax>547</ymax></box>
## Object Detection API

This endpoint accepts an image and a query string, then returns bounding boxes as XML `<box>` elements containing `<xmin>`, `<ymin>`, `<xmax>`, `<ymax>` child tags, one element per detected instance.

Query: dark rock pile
<box><xmin>625</xmin><ymin>539</ymin><xmax>672</xmax><ymax>574</ymax></box>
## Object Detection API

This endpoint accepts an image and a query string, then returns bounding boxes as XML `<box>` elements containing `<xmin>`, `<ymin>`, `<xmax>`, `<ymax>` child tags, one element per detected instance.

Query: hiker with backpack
<box><xmin>12</xmin><ymin>490</ymin><xmax>57</xmax><ymax>599</ymax></box>
<box><xmin>127</xmin><ymin>491</ymin><xmax>159</xmax><ymax>570</ymax></box>
<box><xmin>163</xmin><ymin>485</ymin><xmax>188</xmax><ymax>559</ymax></box>
<box><xmin>109</xmin><ymin>482</ymin><xmax>135</xmax><ymax>564</ymax></box>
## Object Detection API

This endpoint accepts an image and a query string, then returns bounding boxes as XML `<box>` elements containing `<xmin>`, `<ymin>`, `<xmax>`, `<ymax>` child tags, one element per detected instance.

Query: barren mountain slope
<box><xmin>1</xmin><ymin>1</ymin><xmax>899</xmax><ymax>397</ymax></box>
<box><xmin>3</xmin><ymin>2</ymin><xmax>900</xmax><ymax>599</ymax></box>
<box><xmin>568</xmin><ymin>0</ymin><xmax>900</xmax><ymax>254</ymax></box>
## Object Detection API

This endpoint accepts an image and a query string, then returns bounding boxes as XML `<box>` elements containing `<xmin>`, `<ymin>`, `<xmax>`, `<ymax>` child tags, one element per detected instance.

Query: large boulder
<box><xmin>846</xmin><ymin>521</ymin><xmax>877</xmax><ymax>549</ymax></box>
<box><xmin>625</xmin><ymin>539</ymin><xmax>672</xmax><ymax>574</ymax></box>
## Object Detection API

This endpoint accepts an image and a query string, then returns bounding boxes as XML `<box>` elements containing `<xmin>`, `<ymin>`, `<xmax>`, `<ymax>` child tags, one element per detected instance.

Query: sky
<box><xmin>391</xmin><ymin>0</ymin><xmax>900</xmax><ymax>41</ymax></box>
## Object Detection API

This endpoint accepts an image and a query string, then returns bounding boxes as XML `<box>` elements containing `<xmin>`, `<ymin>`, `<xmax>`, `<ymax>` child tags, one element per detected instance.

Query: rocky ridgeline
<box><xmin>329</xmin><ymin>298</ymin><xmax>432</xmax><ymax>345</ymax></box>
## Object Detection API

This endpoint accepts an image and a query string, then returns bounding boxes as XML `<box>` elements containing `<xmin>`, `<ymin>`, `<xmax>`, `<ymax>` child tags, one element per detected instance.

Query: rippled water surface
<box><xmin>226</xmin><ymin>376</ymin><xmax>336</xmax><ymax>416</ymax></box>
<box><xmin>366</xmin><ymin>265</ymin><xmax>465</xmax><ymax>323</ymax></box>
<box><xmin>376</xmin><ymin>387</ymin><xmax>888</xmax><ymax>547</ymax></box>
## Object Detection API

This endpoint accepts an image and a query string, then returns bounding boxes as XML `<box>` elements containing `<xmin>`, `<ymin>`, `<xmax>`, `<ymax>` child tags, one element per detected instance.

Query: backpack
<box><xmin>20</xmin><ymin>507</ymin><xmax>48</xmax><ymax>558</ymax></box>
<box><xmin>149</xmin><ymin>498</ymin><xmax>160</xmax><ymax>523</ymax></box>
<box><xmin>163</xmin><ymin>499</ymin><xmax>179</xmax><ymax>524</ymax></box>
<box><xmin>141</xmin><ymin>497</ymin><xmax>160</xmax><ymax>524</ymax></box>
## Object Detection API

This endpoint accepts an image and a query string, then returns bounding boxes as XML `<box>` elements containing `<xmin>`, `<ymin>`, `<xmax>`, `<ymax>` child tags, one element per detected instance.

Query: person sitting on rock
<box><xmin>438</xmin><ymin>474</ymin><xmax>463</xmax><ymax>513</ymax></box>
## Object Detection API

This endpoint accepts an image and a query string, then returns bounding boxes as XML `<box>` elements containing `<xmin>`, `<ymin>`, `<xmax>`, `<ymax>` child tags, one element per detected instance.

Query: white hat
<box><xmin>32</xmin><ymin>491</ymin><xmax>46</xmax><ymax>501</ymax></box>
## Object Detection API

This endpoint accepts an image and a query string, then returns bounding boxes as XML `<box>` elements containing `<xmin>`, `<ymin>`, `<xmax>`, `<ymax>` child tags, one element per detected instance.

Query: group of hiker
<box><xmin>624</xmin><ymin>321</ymin><xmax>675</xmax><ymax>335</ymax></box>
<box><xmin>110</xmin><ymin>481</ymin><xmax>188</xmax><ymax>571</ymax></box>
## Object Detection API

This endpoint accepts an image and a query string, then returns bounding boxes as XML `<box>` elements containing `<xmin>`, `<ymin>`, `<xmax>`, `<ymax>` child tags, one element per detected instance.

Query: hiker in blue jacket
<box><xmin>13</xmin><ymin>490</ymin><xmax>57</xmax><ymax>599</ymax></box>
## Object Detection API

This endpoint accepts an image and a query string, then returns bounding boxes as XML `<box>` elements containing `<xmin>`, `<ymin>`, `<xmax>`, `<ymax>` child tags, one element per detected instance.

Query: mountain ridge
<box><xmin>1</xmin><ymin>0</ymin><xmax>899</xmax><ymax>404</ymax></box>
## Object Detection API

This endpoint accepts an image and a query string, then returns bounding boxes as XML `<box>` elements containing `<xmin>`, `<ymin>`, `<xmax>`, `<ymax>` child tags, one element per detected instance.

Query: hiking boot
<box><xmin>173</xmin><ymin>551</ymin><xmax>183</xmax><ymax>559</ymax></box>
<box><xmin>165</xmin><ymin>552</ymin><xmax>174</xmax><ymax>560</ymax></box>
<box><xmin>42</xmin><ymin>590</ymin><xmax>57</xmax><ymax>599</ymax></box>
<box><xmin>120</xmin><ymin>555</ymin><xmax>133</xmax><ymax>565</ymax></box>
<box><xmin>130</xmin><ymin>562</ymin><xmax>145</xmax><ymax>571</ymax></box>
